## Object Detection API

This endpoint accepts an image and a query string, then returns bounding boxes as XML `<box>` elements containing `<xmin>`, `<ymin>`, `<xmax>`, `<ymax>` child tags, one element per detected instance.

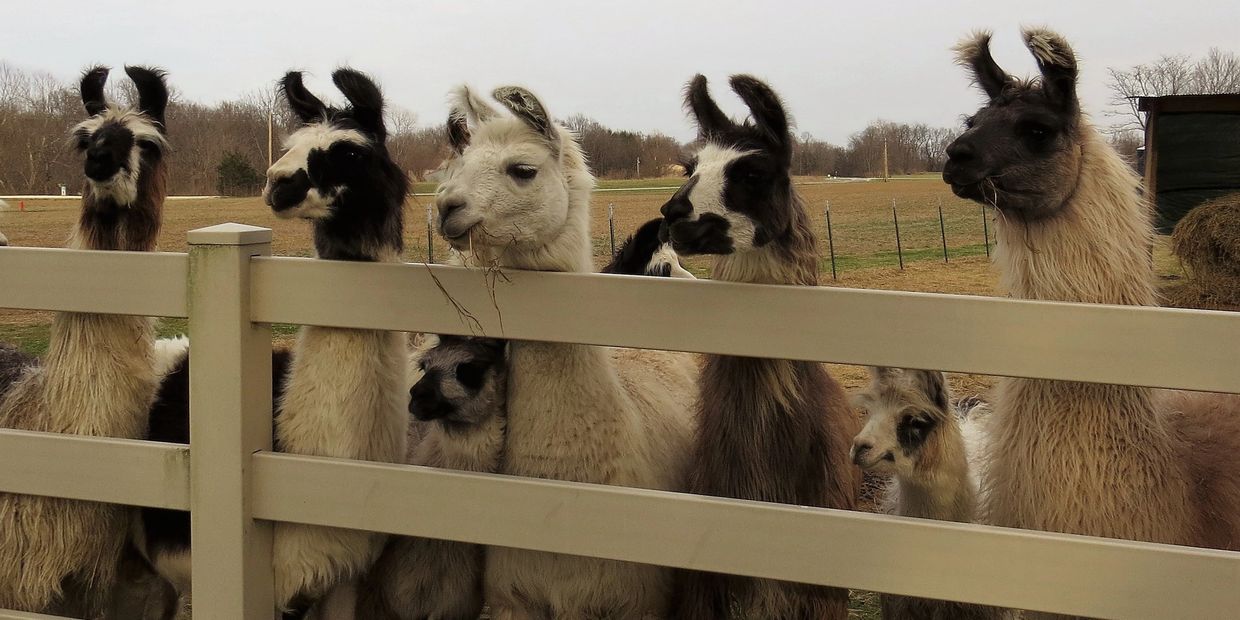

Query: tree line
<box><xmin>12</xmin><ymin>47</ymin><xmax>1232</xmax><ymax>197</ymax></box>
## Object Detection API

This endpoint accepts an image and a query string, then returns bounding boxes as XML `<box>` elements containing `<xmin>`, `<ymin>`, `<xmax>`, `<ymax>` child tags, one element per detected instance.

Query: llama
<box><xmin>0</xmin><ymin>65</ymin><xmax>170</xmax><ymax>615</ymax></box>
<box><xmin>660</xmin><ymin>74</ymin><xmax>859</xmax><ymax>620</ymax></box>
<box><xmin>944</xmin><ymin>28</ymin><xmax>1240</xmax><ymax>615</ymax></box>
<box><xmin>356</xmin><ymin>334</ymin><xmax>507</xmax><ymax>620</ymax></box>
<box><xmin>138</xmin><ymin>68</ymin><xmax>411</xmax><ymax>618</ymax></box>
<box><xmin>602</xmin><ymin>216</ymin><xmax>695</xmax><ymax>278</ymax></box>
<box><xmin>851</xmin><ymin>367</ymin><xmax>1005</xmax><ymax>620</ymax></box>
<box><xmin>436</xmin><ymin>84</ymin><xmax>698</xmax><ymax>618</ymax></box>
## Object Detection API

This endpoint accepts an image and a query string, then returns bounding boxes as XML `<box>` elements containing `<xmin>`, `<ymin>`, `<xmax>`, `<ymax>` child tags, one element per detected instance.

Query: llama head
<box><xmin>851</xmin><ymin>367</ymin><xmax>952</xmax><ymax>478</ymax></box>
<box><xmin>72</xmin><ymin>66</ymin><xmax>169</xmax><ymax>207</ymax></box>
<box><xmin>435</xmin><ymin>85</ymin><xmax>594</xmax><ymax>268</ymax></box>
<box><xmin>265</xmin><ymin>68</ymin><xmax>407</xmax><ymax>261</ymax></box>
<box><xmin>943</xmin><ymin>28</ymin><xmax>1084</xmax><ymax>221</ymax></box>
<box><xmin>660</xmin><ymin>74</ymin><xmax>795</xmax><ymax>256</ymax></box>
<box><xmin>409</xmin><ymin>335</ymin><xmax>507</xmax><ymax>431</ymax></box>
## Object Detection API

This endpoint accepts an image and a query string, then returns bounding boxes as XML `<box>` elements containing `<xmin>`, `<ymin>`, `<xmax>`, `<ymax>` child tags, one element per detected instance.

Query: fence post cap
<box><xmin>187</xmin><ymin>223</ymin><xmax>273</xmax><ymax>246</ymax></box>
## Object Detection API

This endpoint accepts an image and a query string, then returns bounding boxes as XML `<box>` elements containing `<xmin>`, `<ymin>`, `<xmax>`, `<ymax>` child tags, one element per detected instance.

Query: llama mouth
<box><xmin>666</xmin><ymin>215</ymin><xmax>734</xmax><ymax>256</ymax></box>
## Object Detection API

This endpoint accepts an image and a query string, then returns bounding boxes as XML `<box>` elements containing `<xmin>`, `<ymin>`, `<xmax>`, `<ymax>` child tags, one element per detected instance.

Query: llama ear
<box><xmin>730</xmin><ymin>74</ymin><xmax>791</xmax><ymax>153</ymax></box>
<box><xmin>684</xmin><ymin>74</ymin><xmax>732</xmax><ymax>139</ymax></box>
<box><xmin>447</xmin><ymin>111</ymin><xmax>471</xmax><ymax>154</ymax></box>
<box><xmin>449</xmin><ymin>85</ymin><xmax>498</xmax><ymax>127</ymax></box>
<box><xmin>867</xmin><ymin>366</ymin><xmax>902</xmax><ymax>385</ymax></box>
<box><xmin>911</xmin><ymin>370</ymin><xmax>950</xmax><ymax>412</ymax></box>
<box><xmin>953</xmin><ymin>30</ymin><xmax>1013</xmax><ymax>101</ymax></box>
<box><xmin>1023</xmin><ymin>27</ymin><xmax>1079</xmax><ymax>111</ymax></box>
<box><xmin>80</xmin><ymin>66</ymin><xmax>110</xmax><ymax>117</ymax></box>
<box><xmin>332</xmin><ymin>68</ymin><xmax>385</xmax><ymax>137</ymax></box>
<box><xmin>124</xmin><ymin>66</ymin><xmax>169</xmax><ymax>130</ymax></box>
<box><xmin>281</xmin><ymin>71</ymin><xmax>328</xmax><ymax>125</ymax></box>
<box><xmin>492</xmin><ymin>86</ymin><xmax>559</xmax><ymax>147</ymax></box>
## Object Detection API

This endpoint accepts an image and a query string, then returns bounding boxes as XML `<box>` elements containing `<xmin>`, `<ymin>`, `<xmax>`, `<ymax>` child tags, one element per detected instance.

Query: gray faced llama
<box><xmin>852</xmin><ymin>367</ymin><xmax>1005</xmax><ymax>620</ymax></box>
<box><xmin>357</xmin><ymin>335</ymin><xmax>507</xmax><ymax>620</ymax></box>
<box><xmin>944</xmin><ymin>28</ymin><xmax>1240</xmax><ymax>614</ymax></box>
<box><xmin>436</xmin><ymin>84</ymin><xmax>698</xmax><ymax>619</ymax></box>
<box><xmin>661</xmin><ymin>74</ymin><xmax>859</xmax><ymax>620</ymax></box>
<box><xmin>0</xmin><ymin>66</ymin><xmax>170</xmax><ymax>616</ymax></box>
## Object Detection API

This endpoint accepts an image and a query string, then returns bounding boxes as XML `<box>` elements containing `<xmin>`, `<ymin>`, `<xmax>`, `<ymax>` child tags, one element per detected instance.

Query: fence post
<box><xmin>982</xmin><ymin>204</ymin><xmax>991</xmax><ymax>258</ymax></box>
<box><xmin>825</xmin><ymin>201</ymin><xmax>837</xmax><ymax>280</ymax></box>
<box><xmin>938</xmin><ymin>198</ymin><xmax>949</xmax><ymax>263</ymax></box>
<box><xmin>892</xmin><ymin>198</ymin><xmax>904</xmax><ymax>270</ymax></box>
<box><xmin>187</xmin><ymin>223</ymin><xmax>274</xmax><ymax>619</ymax></box>
<box><xmin>608</xmin><ymin>203</ymin><xmax>616</xmax><ymax>256</ymax></box>
<box><xmin>426</xmin><ymin>204</ymin><xmax>435</xmax><ymax>263</ymax></box>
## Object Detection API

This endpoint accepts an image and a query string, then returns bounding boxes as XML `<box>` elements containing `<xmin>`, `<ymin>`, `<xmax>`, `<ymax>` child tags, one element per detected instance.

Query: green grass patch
<box><xmin>826</xmin><ymin>243</ymin><xmax>991</xmax><ymax>272</ymax></box>
<box><xmin>2</xmin><ymin>320</ymin><xmax>302</xmax><ymax>356</ymax></box>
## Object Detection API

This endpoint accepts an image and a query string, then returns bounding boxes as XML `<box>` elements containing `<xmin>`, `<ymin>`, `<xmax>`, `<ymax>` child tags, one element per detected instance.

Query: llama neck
<box><xmin>503</xmin><ymin>340</ymin><xmax>640</xmax><ymax>481</ymax></box>
<box><xmin>712</xmin><ymin>202</ymin><xmax>819</xmax><ymax>286</ymax></box>
<box><xmin>993</xmin><ymin>125</ymin><xmax>1154</xmax><ymax>306</ymax></box>
<box><xmin>416</xmin><ymin>413</ymin><xmax>506</xmax><ymax>472</ymax></box>
<box><xmin>312</xmin><ymin>197</ymin><xmax>404</xmax><ymax>263</ymax></box>
<box><xmin>894</xmin><ymin>431</ymin><xmax>975</xmax><ymax>522</ymax></box>
<box><xmin>40</xmin><ymin>313</ymin><xmax>157</xmax><ymax>436</ymax></box>
<box><xmin>276</xmin><ymin>327</ymin><xmax>408</xmax><ymax>463</ymax></box>
<box><xmin>71</xmin><ymin>159</ymin><xmax>166</xmax><ymax>252</ymax></box>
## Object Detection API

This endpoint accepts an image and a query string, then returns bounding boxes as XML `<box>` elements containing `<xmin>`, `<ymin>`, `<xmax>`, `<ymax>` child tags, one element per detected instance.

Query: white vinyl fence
<box><xmin>1</xmin><ymin>222</ymin><xmax>1238</xmax><ymax>620</ymax></box>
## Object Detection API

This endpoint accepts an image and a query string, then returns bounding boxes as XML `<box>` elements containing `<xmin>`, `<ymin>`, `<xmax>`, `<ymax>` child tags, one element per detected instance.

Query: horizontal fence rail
<box><xmin>253</xmin><ymin>452</ymin><xmax>1240</xmax><ymax>619</ymax></box>
<box><xmin>0</xmin><ymin>431</ymin><xmax>189</xmax><ymax>510</ymax></box>
<box><xmin>251</xmin><ymin>257</ymin><xmax>1240</xmax><ymax>393</ymax></box>
<box><xmin>0</xmin><ymin>248</ymin><xmax>188</xmax><ymax>317</ymax></box>
<box><xmin>1</xmin><ymin>229</ymin><xmax>1239</xmax><ymax>619</ymax></box>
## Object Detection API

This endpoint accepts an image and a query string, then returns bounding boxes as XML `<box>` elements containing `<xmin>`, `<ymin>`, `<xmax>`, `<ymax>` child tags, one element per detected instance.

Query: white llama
<box><xmin>436</xmin><ymin>84</ymin><xmax>698</xmax><ymax>619</ymax></box>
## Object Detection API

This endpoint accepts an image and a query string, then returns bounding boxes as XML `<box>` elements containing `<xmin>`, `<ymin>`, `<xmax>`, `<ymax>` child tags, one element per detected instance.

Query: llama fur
<box><xmin>0</xmin><ymin>66</ymin><xmax>169</xmax><ymax>615</ymax></box>
<box><xmin>437</xmin><ymin>84</ymin><xmax>697</xmax><ymax>619</ymax></box>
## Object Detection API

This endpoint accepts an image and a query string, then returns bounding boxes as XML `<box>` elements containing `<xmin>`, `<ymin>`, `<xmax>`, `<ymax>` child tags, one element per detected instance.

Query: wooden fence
<box><xmin>0</xmin><ymin>222</ymin><xmax>1237</xmax><ymax>619</ymax></box>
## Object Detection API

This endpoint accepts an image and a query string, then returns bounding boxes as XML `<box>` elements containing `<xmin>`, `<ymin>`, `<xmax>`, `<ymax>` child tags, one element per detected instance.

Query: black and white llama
<box><xmin>139</xmin><ymin>68</ymin><xmax>410</xmax><ymax>618</ymax></box>
<box><xmin>602</xmin><ymin>217</ymin><xmax>695</xmax><ymax>278</ymax></box>
<box><xmin>0</xmin><ymin>66</ymin><xmax>171</xmax><ymax>616</ymax></box>
<box><xmin>663</xmin><ymin>75</ymin><xmax>859</xmax><ymax>620</ymax></box>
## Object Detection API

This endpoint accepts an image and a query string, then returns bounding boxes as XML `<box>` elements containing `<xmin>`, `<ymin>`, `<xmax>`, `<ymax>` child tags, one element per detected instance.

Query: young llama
<box><xmin>436</xmin><ymin>84</ymin><xmax>698</xmax><ymax>619</ymax></box>
<box><xmin>356</xmin><ymin>335</ymin><xmax>508</xmax><ymax>620</ymax></box>
<box><xmin>139</xmin><ymin>68</ymin><xmax>411</xmax><ymax>618</ymax></box>
<box><xmin>944</xmin><ymin>28</ymin><xmax>1240</xmax><ymax>615</ymax></box>
<box><xmin>0</xmin><ymin>66</ymin><xmax>170</xmax><ymax>615</ymax></box>
<box><xmin>851</xmin><ymin>367</ymin><xmax>1004</xmax><ymax>620</ymax></box>
<box><xmin>661</xmin><ymin>74</ymin><xmax>859</xmax><ymax>620</ymax></box>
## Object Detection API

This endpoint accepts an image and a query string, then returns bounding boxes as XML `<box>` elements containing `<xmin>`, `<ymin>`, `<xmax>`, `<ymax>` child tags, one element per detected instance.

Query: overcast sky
<box><xmin>8</xmin><ymin>1</ymin><xmax>1239</xmax><ymax>143</ymax></box>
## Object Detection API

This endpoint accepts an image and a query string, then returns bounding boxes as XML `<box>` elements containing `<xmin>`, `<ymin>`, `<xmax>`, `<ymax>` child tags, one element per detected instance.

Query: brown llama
<box><xmin>0</xmin><ymin>66</ymin><xmax>170</xmax><ymax>615</ymax></box>
<box><xmin>661</xmin><ymin>74</ymin><xmax>859</xmax><ymax>620</ymax></box>
<box><xmin>944</xmin><ymin>27</ymin><xmax>1240</xmax><ymax>619</ymax></box>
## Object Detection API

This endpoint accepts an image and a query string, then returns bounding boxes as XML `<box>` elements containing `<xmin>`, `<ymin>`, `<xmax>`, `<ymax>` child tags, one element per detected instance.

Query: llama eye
<box><xmin>507</xmin><ymin>164</ymin><xmax>538</xmax><ymax>181</ymax></box>
<box><xmin>455</xmin><ymin>362</ymin><xmax>488</xmax><ymax>391</ymax></box>
<box><xmin>76</xmin><ymin>136</ymin><xmax>91</xmax><ymax>151</ymax></box>
<box><xmin>1020</xmin><ymin>122</ymin><xmax>1055</xmax><ymax>141</ymax></box>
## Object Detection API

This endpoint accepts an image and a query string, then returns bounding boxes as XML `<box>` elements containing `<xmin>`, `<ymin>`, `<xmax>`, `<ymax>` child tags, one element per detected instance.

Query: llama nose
<box><xmin>84</xmin><ymin>150</ymin><xmax>118</xmax><ymax>181</ymax></box>
<box><xmin>660</xmin><ymin>197</ymin><xmax>693</xmax><ymax>223</ymax></box>
<box><xmin>438</xmin><ymin>198</ymin><xmax>466</xmax><ymax>225</ymax></box>
<box><xmin>851</xmin><ymin>442</ymin><xmax>873</xmax><ymax>466</ymax></box>
<box><xmin>265</xmin><ymin>170</ymin><xmax>311</xmax><ymax>212</ymax></box>
<box><xmin>945</xmin><ymin>140</ymin><xmax>975</xmax><ymax>164</ymax></box>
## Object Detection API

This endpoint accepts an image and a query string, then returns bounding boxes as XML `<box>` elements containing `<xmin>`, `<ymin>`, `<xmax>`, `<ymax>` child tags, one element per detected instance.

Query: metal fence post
<box><xmin>938</xmin><ymin>198</ymin><xmax>949</xmax><ymax>263</ymax></box>
<box><xmin>187</xmin><ymin>223</ymin><xmax>274</xmax><ymax>619</ymax></box>
<box><xmin>608</xmin><ymin>203</ymin><xmax>616</xmax><ymax>256</ymax></box>
<box><xmin>825</xmin><ymin>201</ymin><xmax>837</xmax><ymax>280</ymax></box>
<box><xmin>982</xmin><ymin>204</ymin><xmax>991</xmax><ymax>258</ymax></box>
<box><xmin>426</xmin><ymin>204</ymin><xmax>435</xmax><ymax>263</ymax></box>
<box><xmin>892</xmin><ymin>198</ymin><xmax>904</xmax><ymax>270</ymax></box>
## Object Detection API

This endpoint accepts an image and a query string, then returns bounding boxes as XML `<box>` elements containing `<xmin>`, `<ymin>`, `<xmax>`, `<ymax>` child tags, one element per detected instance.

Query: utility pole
<box><xmin>636</xmin><ymin>157</ymin><xmax>641</xmax><ymax>179</ymax></box>
<box><xmin>267</xmin><ymin>109</ymin><xmax>274</xmax><ymax>168</ymax></box>
<box><xmin>882</xmin><ymin>139</ymin><xmax>889</xmax><ymax>182</ymax></box>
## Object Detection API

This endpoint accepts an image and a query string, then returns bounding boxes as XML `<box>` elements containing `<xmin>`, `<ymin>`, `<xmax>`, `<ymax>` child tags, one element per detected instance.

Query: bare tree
<box><xmin>1107</xmin><ymin>48</ymin><xmax>1240</xmax><ymax>133</ymax></box>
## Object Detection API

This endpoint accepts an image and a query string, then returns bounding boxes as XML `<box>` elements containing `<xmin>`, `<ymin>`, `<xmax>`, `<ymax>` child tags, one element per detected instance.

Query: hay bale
<box><xmin>1171</xmin><ymin>193</ymin><xmax>1240</xmax><ymax>306</ymax></box>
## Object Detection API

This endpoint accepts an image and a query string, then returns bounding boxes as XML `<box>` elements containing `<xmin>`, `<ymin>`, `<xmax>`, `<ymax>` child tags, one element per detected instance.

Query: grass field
<box><xmin>0</xmin><ymin>177</ymin><xmax>1189</xmax><ymax>619</ymax></box>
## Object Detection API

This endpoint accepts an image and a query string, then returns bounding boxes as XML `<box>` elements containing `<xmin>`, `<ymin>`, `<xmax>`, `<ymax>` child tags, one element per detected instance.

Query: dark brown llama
<box><xmin>661</xmin><ymin>74</ymin><xmax>860</xmax><ymax>620</ymax></box>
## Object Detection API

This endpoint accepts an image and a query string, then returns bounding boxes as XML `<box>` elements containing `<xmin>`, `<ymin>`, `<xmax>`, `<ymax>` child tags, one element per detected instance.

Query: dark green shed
<box><xmin>1139</xmin><ymin>94</ymin><xmax>1240</xmax><ymax>233</ymax></box>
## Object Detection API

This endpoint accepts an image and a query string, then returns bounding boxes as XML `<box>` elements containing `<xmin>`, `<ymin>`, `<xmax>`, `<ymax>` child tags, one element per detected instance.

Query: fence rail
<box><xmin>1</xmin><ymin>223</ymin><xmax>1238</xmax><ymax>619</ymax></box>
